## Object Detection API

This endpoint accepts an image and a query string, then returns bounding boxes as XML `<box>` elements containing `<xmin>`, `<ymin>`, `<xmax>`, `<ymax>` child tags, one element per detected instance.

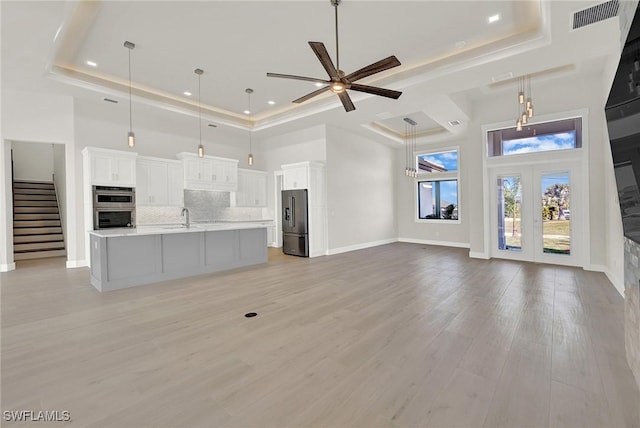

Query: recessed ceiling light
<box><xmin>86</xmin><ymin>60</ymin><xmax>97</xmax><ymax>67</ymax></box>
<box><xmin>267</xmin><ymin>100</ymin><xmax>276</xmax><ymax>105</ymax></box>
<box><xmin>183</xmin><ymin>91</ymin><xmax>192</xmax><ymax>97</ymax></box>
<box><xmin>243</xmin><ymin>110</ymin><xmax>251</xmax><ymax>115</ymax></box>
<box><xmin>488</xmin><ymin>14</ymin><xmax>500</xmax><ymax>23</ymax></box>
<box><xmin>314</xmin><ymin>82</ymin><xmax>324</xmax><ymax>87</ymax></box>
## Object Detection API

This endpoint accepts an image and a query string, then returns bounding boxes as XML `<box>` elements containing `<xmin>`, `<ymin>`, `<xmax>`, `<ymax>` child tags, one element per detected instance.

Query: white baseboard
<box><xmin>469</xmin><ymin>251</ymin><xmax>490</xmax><ymax>259</ymax></box>
<box><xmin>0</xmin><ymin>263</ymin><xmax>16</xmax><ymax>272</ymax></box>
<box><xmin>66</xmin><ymin>259</ymin><xmax>88</xmax><ymax>269</ymax></box>
<box><xmin>397</xmin><ymin>237</ymin><xmax>470</xmax><ymax>249</ymax></box>
<box><xmin>327</xmin><ymin>238</ymin><xmax>398</xmax><ymax>256</ymax></box>
<box><xmin>586</xmin><ymin>264</ymin><xmax>624</xmax><ymax>298</ymax></box>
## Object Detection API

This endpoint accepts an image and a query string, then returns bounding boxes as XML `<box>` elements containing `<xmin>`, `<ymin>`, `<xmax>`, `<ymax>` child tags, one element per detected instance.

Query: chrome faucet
<box><xmin>181</xmin><ymin>207</ymin><xmax>190</xmax><ymax>228</ymax></box>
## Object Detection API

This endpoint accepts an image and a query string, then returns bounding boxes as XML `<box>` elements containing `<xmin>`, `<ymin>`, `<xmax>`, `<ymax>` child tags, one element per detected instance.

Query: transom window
<box><xmin>487</xmin><ymin>117</ymin><xmax>582</xmax><ymax>157</ymax></box>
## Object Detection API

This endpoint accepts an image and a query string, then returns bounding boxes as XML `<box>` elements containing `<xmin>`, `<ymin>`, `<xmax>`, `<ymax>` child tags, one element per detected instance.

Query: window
<box><xmin>416</xmin><ymin>149</ymin><xmax>459</xmax><ymax>221</ymax></box>
<box><xmin>487</xmin><ymin>117</ymin><xmax>582</xmax><ymax>157</ymax></box>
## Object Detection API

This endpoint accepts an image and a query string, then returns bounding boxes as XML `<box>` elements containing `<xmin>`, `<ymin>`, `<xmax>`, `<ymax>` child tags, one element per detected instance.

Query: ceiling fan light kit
<box><xmin>267</xmin><ymin>0</ymin><xmax>402</xmax><ymax>112</ymax></box>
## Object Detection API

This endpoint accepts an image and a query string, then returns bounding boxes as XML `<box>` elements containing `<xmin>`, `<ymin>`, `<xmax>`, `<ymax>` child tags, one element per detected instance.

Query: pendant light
<box><xmin>124</xmin><ymin>41</ymin><xmax>135</xmax><ymax>148</ymax></box>
<box><xmin>516</xmin><ymin>75</ymin><xmax>534</xmax><ymax>130</ymax></box>
<box><xmin>195</xmin><ymin>68</ymin><xmax>204</xmax><ymax>157</ymax></box>
<box><xmin>403</xmin><ymin>117</ymin><xmax>417</xmax><ymax>177</ymax></box>
<box><xmin>245</xmin><ymin>88</ymin><xmax>254</xmax><ymax>166</ymax></box>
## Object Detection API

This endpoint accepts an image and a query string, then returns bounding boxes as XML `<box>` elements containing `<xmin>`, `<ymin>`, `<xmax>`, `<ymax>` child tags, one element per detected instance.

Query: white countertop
<box><xmin>89</xmin><ymin>221</ymin><xmax>271</xmax><ymax>238</ymax></box>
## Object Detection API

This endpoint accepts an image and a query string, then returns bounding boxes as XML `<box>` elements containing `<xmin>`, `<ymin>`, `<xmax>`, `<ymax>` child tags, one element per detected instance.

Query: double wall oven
<box><xmin>93</xmin><ymin>186</ymin><xmax>136</xmax><ymax>229</ymax></box>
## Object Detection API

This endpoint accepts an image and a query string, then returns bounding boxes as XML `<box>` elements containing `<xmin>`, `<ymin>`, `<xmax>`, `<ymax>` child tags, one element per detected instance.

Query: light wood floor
<box><xmin>2</xmin><ymin>243</ymin><xmax>639</xmax><ymax>428</ymax></box>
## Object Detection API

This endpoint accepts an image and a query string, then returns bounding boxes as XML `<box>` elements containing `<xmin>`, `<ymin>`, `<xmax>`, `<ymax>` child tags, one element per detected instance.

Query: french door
<box><xmin>489</xmin><ymin>162</ymin><xmax>583</xmax><ymax>266</ymax></box>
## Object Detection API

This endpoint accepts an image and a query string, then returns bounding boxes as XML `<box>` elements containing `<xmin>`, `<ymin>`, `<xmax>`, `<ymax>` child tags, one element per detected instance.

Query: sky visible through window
<box><xmin>439</xmin><ymin>180</ymin><xmax>458</xmax><ymax>206</ymax></box>
<box><xmin>419</xmin><ymin>150</ymin><xmax>458</xmax><ymax>172</ymax></box>
<box><xmin>503</xmin><ymin>131</ymin><xmax>576</xmax><ymax>155</ymax></box>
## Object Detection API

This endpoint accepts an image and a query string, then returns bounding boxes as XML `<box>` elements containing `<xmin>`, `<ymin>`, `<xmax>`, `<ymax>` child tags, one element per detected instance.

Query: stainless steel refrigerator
<box><xmin>282</xmin><ymin>189</ymin><xmax>309</xmax><ymax>257</ymax></box>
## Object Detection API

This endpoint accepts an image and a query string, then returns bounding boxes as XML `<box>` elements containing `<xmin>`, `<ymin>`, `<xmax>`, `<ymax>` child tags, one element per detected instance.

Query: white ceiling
<box><xmin>0</xmin><ymin>0</ymin><xmax>626</xmax><ymax>145</ymax></box>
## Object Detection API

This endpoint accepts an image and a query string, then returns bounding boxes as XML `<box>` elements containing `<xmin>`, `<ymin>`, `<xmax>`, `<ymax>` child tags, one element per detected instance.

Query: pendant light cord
<box><xmin>128</xmin><ymin>48</ymin><xmax>132</xmax><ymax>132</ymax></box>
<box><xmin>198</xmin><ymin>73</ymin><xmax>202</xmax><ymax>146</ymax></box>
<box><xmin>248</xmin><ymin>90</ymin><xmax>252</xmax><ymax>152</ymax></box>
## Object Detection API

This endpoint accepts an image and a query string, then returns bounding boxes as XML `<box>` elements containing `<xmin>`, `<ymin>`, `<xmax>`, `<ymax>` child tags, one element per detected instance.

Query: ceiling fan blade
<box><xmin>266</xmin><ymin>73</ymin><xmax>330</xmax><ymax>85</ymax></box>
<box><xmin>292</xmin><ymin>86</ymin><xmax>331</xmax><ymax>104</ymax></box>
<box><xmin>338</xmin><ymin>91</ymin><xmax>355</xmax><ymax>112</ymax></box>
<box><xmin>345</xmin><ymin>56</ymin><xmax>401</xmax><ymax>82</ymax></box>
<box><xmin>308</xmin><ymin>41</ymin><xmax>340</xmax><ymax>80</ymax></box>
<box><xmin>349</xmin><ymin>83</ymin><xmax>402</xmax><ymax>99</ymax></box>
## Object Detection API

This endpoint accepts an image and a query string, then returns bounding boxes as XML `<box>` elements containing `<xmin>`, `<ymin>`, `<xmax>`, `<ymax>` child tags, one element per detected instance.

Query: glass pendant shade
<box><xmin>248</xmin><ymin>153</ymin><xmax>254</xmax><ymax>166</ymax></box>
<box><xmin>522</xmin><ymin>112</ymin><xmax>527</xmax><ymax>124</ymax></box>
<box><xmin>518</xmin><ymin>92</ymin><xmax>524</xmax><ymax>104</ymax></box>
<box><xmin>516</xmin><ymin>119</ymin><xmax>522</xmax><ymax>131</ymax></box>
<box><xmin>528</xmin><ymin>106</ymin><xmax>534</xmax><ymax>118</ymax></box>
<box><xmin>198</xmin><ymin>144</ymin><xmax>204</xmax><ymax>158</ymax></box>
<box><xmin>128</xmin><ymin>131</ymin><xmax>135</xmax><ymax>148</ymax></box>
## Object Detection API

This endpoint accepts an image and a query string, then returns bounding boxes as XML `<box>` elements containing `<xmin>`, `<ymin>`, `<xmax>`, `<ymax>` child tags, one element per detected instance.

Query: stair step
<box><xmin>14</xmin><ymin>207</ymin><xmax>59</xmax><ymax>214</ymax></box>
<box><xmin>13</xmin><ymin>188</ymin><xmax>56</xmax><ymax>195</ymax></box>
<box><xmin>14</xmin><ymin>241</ymin><xmax>65</xmax><ymax>252</ymax></box>
<box><xmin>13</xmin><ymin>194</ymin><xmax>57</xmax><ymax>201</ymax></box>
<box><xmin>13</xmin><ymin>180</ymin><xmax>53</xmax><ymax>187</ymax></box>
<box><xmin>13</xmin><ymin>234</ymin><xmax>64</xmax><ymax>244</ymax></box>
<box><xmin>14</xmin><ymin>220</ymin><xmax>61</xmax><ymax>228</ymax></box>
<box><xmin>14</xmin><ymin>213</ymin><xmax>60</xmax><ymax>220</ymax></box>
<box><xmin>13</xmin><ymin>200</ymin><xmax>58</xmax><ymax>207</ymax></box>
<box><xmin>14</xmin><ymin>249</ymin><xmax>66</xmax><ymax>261</ymax></box>
<box><xmin>13</xmin><ymin>227</ymin><xmax>62</xmax><ymax>235</ymax></box>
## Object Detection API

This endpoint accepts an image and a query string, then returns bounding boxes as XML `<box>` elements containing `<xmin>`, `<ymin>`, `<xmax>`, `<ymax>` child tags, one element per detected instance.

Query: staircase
<box><xmin>13</xmin><ymin>181</ymin><xmax>66</xmax><ymax>260</ymax></box>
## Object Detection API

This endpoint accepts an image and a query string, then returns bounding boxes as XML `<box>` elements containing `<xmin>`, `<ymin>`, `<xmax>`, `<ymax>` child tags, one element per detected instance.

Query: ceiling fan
<box><xmin>266</xmin><ymin>0</ymin><xmax>402</xmax><ymax>112</ymax></box>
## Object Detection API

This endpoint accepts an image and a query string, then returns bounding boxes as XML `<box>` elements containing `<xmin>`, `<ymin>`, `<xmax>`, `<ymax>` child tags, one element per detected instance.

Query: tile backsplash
<box><xmin>136</xmin><ymin>190</ymin><xmax>269</xmax><ymax>225</ymax></box>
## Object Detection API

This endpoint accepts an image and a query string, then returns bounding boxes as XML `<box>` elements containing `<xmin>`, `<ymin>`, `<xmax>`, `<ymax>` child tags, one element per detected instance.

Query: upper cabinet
<box><xmin>136</xmin><ymin>156</ymin><xmax>184</xmax><ymax>207</ymax></box>
<box><xmin>176</xmin><ymin>152</ymin><xmax>238</xmax><ymax>191</ymax></box>
<box><xmin>83</xmin><ymin>147</ymin><xmax>137</xmax><ymax>187</ymax></box>
<box><xmin>235</xmin><ymin>169</ymin><xmax>267</xmax><ymax>207</ymax></box>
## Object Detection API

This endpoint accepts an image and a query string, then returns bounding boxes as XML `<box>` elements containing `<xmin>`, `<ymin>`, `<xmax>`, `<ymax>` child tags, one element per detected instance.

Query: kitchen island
<box><xmin>89</xmin><ymin>223</ymin><xmax>268</xmax><ymax>292</ymax></box>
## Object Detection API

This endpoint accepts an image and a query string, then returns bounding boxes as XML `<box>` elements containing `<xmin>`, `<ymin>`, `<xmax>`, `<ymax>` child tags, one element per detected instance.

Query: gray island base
<box><xmin>89</xmin><ymin>225</ymin><xmax>267</xmax><ymax>292</ymax></box>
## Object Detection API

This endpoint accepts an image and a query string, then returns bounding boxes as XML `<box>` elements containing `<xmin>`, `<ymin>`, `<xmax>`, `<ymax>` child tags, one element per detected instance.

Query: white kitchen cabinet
<box><xmin>136</xmin><ymin>157</ymin><xmax>184</xmax><ymax>207</ymax></box>
<box><xmin>85</xmin><ymin>148</ymin><xmax>137</xmax><ymax>187</ymax></box>
<box><xmin>177</xmin><ymin>152</ymin><xmax>238</xmax><ymax>191</ymax></box>
<box><xmin>282</xmin><ymin>165</ymin><xmax>308</xmax><ymax>190</ymax></box>
<box><xmin>235</xmin><ymin>169</ymin><xmax>267</xmax><ymax>207</ymax></box>
<box><xmin>281</xmin><ymin>161</ymin><xmax>327</xmax><ymax>257</ymax></box>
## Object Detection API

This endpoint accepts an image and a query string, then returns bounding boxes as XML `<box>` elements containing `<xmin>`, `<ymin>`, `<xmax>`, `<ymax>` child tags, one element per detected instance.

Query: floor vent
<box><xmin>572</xmin><ymin>0</ymin><xmax>619</xmax><ymax>30</ymax></box>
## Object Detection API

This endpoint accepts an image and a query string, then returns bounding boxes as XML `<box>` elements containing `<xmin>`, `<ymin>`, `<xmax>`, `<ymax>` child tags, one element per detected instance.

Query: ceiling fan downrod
<box><xmin>332</xmin><ymin>0</ymin><xmax>341</xmax><ymax>74</ymax></box>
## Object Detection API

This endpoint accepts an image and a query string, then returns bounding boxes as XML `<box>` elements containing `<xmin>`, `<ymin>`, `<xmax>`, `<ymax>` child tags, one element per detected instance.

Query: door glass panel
<box><xmin>541</xmin><ymin>172</ymin><xmax>570</xmax><ymax>255</ymax></box>
<box><xmin>497</xmin><ymin>175</ymin><xmax>522</xmax><ymax>251</ymax></box>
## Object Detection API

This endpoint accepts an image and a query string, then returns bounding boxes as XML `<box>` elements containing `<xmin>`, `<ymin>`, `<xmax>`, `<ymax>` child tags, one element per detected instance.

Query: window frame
<box><xmin>414</xmin><ymin>146</ymin><xmax>461</xmax><ymax>224</ymax></box>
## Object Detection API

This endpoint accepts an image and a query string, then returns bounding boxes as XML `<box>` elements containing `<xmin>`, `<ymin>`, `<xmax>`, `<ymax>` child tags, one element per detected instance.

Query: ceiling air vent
<box><xmin>572</xmin><ymin>0</ymin><xmax>619</xmax><ymax>30</ymax></box>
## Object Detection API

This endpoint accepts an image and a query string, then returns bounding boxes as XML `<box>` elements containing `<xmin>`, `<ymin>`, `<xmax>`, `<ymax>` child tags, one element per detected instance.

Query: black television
<box><xmin>606</xmin><ymin>5</ymin><xmax>640</xmax><ymax>244</ymax></box>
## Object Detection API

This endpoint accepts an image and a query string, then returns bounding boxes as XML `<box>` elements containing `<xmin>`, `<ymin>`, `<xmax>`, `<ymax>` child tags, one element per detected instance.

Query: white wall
<box><xmin>261</xmin><ymin>125</ymin><xmax>327</xmax><ymax>222</ymax></box>
<box><xmin>396</xmin><ymin>138</ymin><xmax>470</xmax><ymax>247</ymax></box>
<box><xmin>12</xmin><ymin>141</ymin><xmax>54</xmax><ymax>182</ymax></box>
<box><xmin>0</xmin><ymin>91</ymin><xmax>76</xmax><ymax>270</ymax></box>
<box><xmin>325</xmin><ymin>125</ymin><xmax>396</xmax><ymax>253</ymax></box>
<box><xmin>53</xmin><ymin>144</ymin><xmax>67</xmax><ymax>247</ymax></box>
